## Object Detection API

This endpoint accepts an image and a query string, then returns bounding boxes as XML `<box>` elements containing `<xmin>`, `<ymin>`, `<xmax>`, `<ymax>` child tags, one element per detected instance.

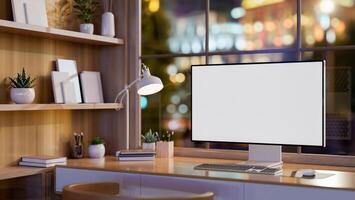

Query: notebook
<box><xmin>21</xmin><ymin>155</ymin><xmax>67</xmax><ymax>164</ymax></box>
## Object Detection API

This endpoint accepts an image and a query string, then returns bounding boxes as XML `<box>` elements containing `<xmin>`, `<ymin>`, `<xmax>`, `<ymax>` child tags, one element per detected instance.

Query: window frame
<box><xmin>139</xmin><ymin>0</ymin><xmax>355</xmax><ymax>166</ymax></box>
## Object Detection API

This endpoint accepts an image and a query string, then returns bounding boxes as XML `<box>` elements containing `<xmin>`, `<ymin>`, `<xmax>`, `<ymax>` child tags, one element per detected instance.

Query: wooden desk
<box><xmin>0</xmin><ymin>166</ymin><xmax>54</xmax><ymax>199</ymax></box>
<box><xmin>56</xmin><ymin>156</ymin><xmax>355</xmax><ymax>200</ymax></box>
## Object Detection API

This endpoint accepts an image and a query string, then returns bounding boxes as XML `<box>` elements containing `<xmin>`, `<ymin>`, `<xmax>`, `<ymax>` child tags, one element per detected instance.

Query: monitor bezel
<box><xmin>190</xmin><ymin>60</ymin><xmax>326</xmax><ymax>147</ymax></box>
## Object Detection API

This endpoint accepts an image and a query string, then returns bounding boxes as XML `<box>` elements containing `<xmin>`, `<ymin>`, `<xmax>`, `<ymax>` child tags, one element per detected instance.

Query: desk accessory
<box><xmin>80</xmin><ymin>71</ymin><xmax>104</xmax><ymax>103</ymax></box>
<box><xmin>156</xmin><ymin>131</ymin><xmax>174</xmax><ymax>158</ymax></box>
<box><xmin>116</xmin><ymin>150</ymin><xmax>155</xmax><ymax>161</ymax></box>
<box><xmin>88</xmin><ymin>136</ymin><xmax>105</xmax><ymax>158</ymax></box>
<box><xmin>114</xmin><ymin>63</ymin><xmax>163</xmax><ymax>150</ymax></box>
<box><xmin>19</xmin><ymin>155</ymin><xmax>67</xmax><ymax>168</ymax></box>
<box><xmin>9</xmin><ymin>68</ymin><xmax>36</xmax><ymax>104</ymax></box>
<box><xmin>72</xmin><ymin>132</ymin><xmax>84</xmax><ymax>159</ymax></box>
<box><xmin>194</xmin><ymin>163</ymin><xmax>282</xmax><ymax>176</ymax></box>
<box><xmin>56</xmin><ymin>59</ymin><xmax>82</xmax><ymax>103</ymax></box>
<box><xmin>12</xmin><ymin>0</ymin><xmax>48</xmax><ymax>27</ymax></box>
<box><xmin>141</xmin><ymin>129</ymin><xmax>158</xmax><ymax>151</ymax></box>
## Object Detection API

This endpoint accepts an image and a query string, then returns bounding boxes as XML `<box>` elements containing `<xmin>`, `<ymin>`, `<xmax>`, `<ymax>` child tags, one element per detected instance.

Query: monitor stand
<box><xmin>242</xmin><ymin>144</ymin><xmax>283</xmax><ymax>168</ymax></box>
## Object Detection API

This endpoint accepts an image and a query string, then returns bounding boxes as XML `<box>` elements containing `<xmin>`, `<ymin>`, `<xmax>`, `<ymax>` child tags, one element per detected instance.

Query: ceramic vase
<box><xmin>10</xmin><ymin>88</ymin><xmax>35</xmax><ymax>104</ymax></box>
<box><xmin>88</xmin><ymin>144</ymin><xmax>105</xmax><ymax>158</ymax></box>
<box><xmin>80</xmin><ymin>23</ymin><xmax>94</xmax><ymax>34</ymax></box>
<box><xmin>156</xmin><ymin>141</ymin><xmax>174</xmax><ymax>158</ymax></box>
<box><xmin>101</xmin><ymin>12</ymin><xmax>115</xmax><ymax>37</ymax></box>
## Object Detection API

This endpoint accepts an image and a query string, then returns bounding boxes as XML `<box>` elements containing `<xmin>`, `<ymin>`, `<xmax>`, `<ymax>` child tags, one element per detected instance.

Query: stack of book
<box><xmin>19</xmin><ymin>156</ymin><xmax>67</xmax><ymax>168</ymax></box>
<box><xmin>116</xmin><ymin>150</ymin><xmax>155</xmax><ymax>161</ymax></box>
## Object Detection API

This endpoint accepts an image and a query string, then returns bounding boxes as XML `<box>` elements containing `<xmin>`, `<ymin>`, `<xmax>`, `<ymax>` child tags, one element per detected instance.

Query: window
<box><xmin>141</xmin><ymin>0</ymin><xmax>355</xmax><ymax>156</ymax></box>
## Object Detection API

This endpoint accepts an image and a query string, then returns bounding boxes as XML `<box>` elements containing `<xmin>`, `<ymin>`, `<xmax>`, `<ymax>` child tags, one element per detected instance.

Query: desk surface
<box><xmin>0</xmin><ymin>166</ymin><xmax>49</xmax><ymax>181</ymax></box>
<box><xmin>58</xmin><ymin>156</ymin><xmax>355</xmax><ymax>191</ymax></box>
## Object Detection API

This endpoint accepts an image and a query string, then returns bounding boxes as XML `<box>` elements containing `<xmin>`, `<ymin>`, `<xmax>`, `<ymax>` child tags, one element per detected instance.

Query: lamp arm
<box><xmin>114</xmin><ymin>78</ymin><xmax>141</xmax><ymax>105</ymax></box>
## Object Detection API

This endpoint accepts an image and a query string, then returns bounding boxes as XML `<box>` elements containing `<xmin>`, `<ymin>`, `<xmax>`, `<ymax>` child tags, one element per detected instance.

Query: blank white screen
<box><xmin>192</xmin><ymin>61</ymin><xmax>325</xmax><ymax>146</ymax></box>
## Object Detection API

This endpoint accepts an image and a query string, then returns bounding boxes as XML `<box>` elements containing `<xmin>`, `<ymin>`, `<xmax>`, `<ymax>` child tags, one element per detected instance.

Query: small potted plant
<box><xmin>141</xmin><ymin>129</ymin><xmax>158</xmax><ymax>151</ymax></box>
<box><xmin>74</xmin><ymin>0</ymin><xmax>99</xmax><ymax>34</ymax></box>
<box><xmin>88</xmin><ymin>136</ymin><xmax>105</xmax><ymax>158</ymax></box>
<box><xmin>156</xmin><ymin>131</ymin><xmax>174</xmax><ymax>158</ymax></box>
<box><xmin>8</xmin><ymin>68</ymin><xmax>36</xmax><ymax>104</ymax></box>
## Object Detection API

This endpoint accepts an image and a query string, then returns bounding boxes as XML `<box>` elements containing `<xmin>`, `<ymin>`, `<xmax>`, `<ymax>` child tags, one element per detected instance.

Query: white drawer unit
<box><xmin>140</xmin><ymin>174</ymin><xmax>244</xmax><ymax>200</ymax></box>
<box><xmin>244</xmin><ymin>183</ymin><xmax>355</xmax><ymax>200</ymax></box>
<box><xmin>55</xmin><ymin>168</ymin><xmax>140</xmax><ymax>196</ymax></box>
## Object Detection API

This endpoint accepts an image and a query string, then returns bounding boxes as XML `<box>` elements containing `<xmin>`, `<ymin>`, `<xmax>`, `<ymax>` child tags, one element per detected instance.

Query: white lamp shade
<box><xmin>137</xmin><ymin>70</ymin><xmax>163</xmax><ymax>95</ymax></box>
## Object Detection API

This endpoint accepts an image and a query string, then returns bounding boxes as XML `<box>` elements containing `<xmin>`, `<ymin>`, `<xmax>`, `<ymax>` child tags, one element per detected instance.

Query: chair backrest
<box><xmin>63</xmin><ymin>182</ymin><xmax>120</xmax><ymax>200</ymax></box>
<box><xmin>120</xmin><ymin>192</ymin><xmax>214</xmax><ymax>200</ymax></box>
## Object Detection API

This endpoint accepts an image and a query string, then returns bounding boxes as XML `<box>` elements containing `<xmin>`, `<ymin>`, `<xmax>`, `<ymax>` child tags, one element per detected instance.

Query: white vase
<box><xmin>10</xmin><ymin>88</ymin><xmax>35</xmax><ymax>104</ymax></box>
<box><xmin>142</xmin><ymin>142</ymin><xmax>155</xmax><ymax>151</ymax></box>
<box><xmin>101</xmin><ymin>12</ymin><xmax>115</xmax><ymax>37</ymax></box>
<box><xmin>80</xmin><ymin>23</ymin><xmax>94</xmax><ymax>34</ymax></box>
<box><xmin>88</xmin><ymin>144</ymin><xmax>105</xmax><ymax>158</ymax></box>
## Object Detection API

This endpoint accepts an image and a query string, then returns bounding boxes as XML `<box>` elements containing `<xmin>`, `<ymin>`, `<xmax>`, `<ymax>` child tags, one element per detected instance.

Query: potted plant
<box><xmin>141</xmin><ymin>129</ymin><xmax>158</xmax><ymax>151</ymax></box>
<box><xmin>74</xmin><ymin>0</ymin><xmax>99</xmax><ymax>34</ymax></box>
<box><xmin>88</xmin><ymin>136</ymin><xmax>105</xmax><ymax>158</ymax></box>
<box><xmin>156</xmin><ymin>131</ymin><xmax>174</xmax><ymax>158</ymax></box>
<box><xmin>8</xmin><ymin>68</ymin><xmax>36</xmax><ymax>104</ymax></box>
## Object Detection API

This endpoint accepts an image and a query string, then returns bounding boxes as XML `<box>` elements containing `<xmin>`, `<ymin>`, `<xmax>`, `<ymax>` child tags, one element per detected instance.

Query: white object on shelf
<box><xmin>101</xmin><ymin>12</ymin><xmax>115</xmax><ymax>37</ymax></box>
<box><xmin>56</xmin><ymin>59</ymin><xmax>82</xmax><ymax>103</ymax></box>
<box><xmin>88</xmin><ymin>144</ymin><xmax>105</xmax><ymax>158</ymax></box>
<box><xmin>80</xmin><ymin>71</ymin><xmax>104</xmax><ymax>103</ymax></box>
<box><xmin>10</xmin><ymin>88</ymin><xmax>35</xmax><ymax>104</ymax></box>
<box><xmin>80</xmin><ymin>23</ymin><xmax>94</xmax><ymax>34</ymax></box>
<box><xmin>12</xmin><ymin>0</ymin><xmax>48</xmax><ymax>27</ymax></box>
<box><xmin>62</xmin><ymin>82</ymin><xmax>77</xmax><ymax>104</ymax></box>
<box><xmin>52</xmin><ymin>71</ymin><xmax>68</xmax><ymax>103</ymax></box>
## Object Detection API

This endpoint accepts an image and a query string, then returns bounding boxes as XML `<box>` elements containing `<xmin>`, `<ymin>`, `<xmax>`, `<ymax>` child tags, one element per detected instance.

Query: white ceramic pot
<box><xmin>88</xmin><ymin>144</ymin><xmax>105</xmax><ymax>158</ymax></box>
<box><xmin>10</xmin><ymin>88</ymin><xmax>35</xmax><ymax>104</ymax></box>
<box><xmin>80</xmin><ymin>23</ymin><xmax>94</xmax><ymax>34</ymax></box>
<box><xmin>101</xmin><ymin>12</ymin><xmax>115</xmax><ymax>37</ymax></box>
<box><xmin>142</xmin><ymin>142</ymin><xmax>155</xmax><ymax>151</ymax></box>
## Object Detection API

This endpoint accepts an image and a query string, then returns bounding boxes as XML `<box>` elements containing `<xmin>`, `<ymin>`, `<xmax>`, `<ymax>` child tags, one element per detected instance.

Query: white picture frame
<box><xmin>56</xmin><ymin>59</ymin><xmax>82</xmax><ymax>103</ymax></box>
<box><xmin>12</xmin><ymin>0</ymin><xmax>48</xmax><ymax>27</ymax></box>
<box><xmin>80</xmin><ymin>71</ymin><xmax>104</xmax><ymax>103</ymax></box>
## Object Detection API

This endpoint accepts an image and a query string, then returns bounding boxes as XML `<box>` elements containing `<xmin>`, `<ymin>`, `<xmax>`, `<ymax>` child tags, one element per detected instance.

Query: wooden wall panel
<box><xmin>0</xmin><ymin>0</ymin><xmax>135</xmax><ymax>166</ymax></box>
<box><xmin>0</xmin><ymin>32</ymin><xmax>104</xmax><ymax>166</ymax></box>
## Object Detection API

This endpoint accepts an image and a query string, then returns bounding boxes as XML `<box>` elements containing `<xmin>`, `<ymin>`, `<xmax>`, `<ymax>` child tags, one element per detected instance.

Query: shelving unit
<box><xmin>0</xmin><ymin>103</ymin><xmax>123</xmax><ymax>111</ymax></box>
<box><xmin>0</xmin><ymin>0</ymin><xmax>140</xmax><ymax>170</ymax></box>
<box><xmin>0</xmin><ymin>19</ymin><xmax>124</xmax><ymax>45</ymax></box>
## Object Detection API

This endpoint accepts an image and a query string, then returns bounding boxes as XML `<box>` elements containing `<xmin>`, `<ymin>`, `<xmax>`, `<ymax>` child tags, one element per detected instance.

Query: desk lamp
<box><xmin>115</xmin><ymin>63</ymin><xmax>163</xmax><ymax>149</ymax></box>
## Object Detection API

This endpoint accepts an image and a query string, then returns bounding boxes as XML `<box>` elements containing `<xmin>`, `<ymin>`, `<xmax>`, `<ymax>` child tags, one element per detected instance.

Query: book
<box><xmin>19</xmin><ymin>161</ymin><xmax>66</xmax><ymax>168</ymax></box>
<box><xmin>21</xmin><ymin>156</ymin><xmax>67</xmax><ymax>164</ymax></box>
<box><xmin>117</xmin><ymin>156</ymin><xmax>155</xmax><ymax>161</ymax></box>
<box><xmin>116</xmin><ymin>150</ymin><xmax>156</xmax><ymax>157</ymax></box>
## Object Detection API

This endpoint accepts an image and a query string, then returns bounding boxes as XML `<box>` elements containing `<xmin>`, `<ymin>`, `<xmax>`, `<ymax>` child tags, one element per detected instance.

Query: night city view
<box><xmin>141</xmin><ymin>0</ymin><xmax>355</xmax><ymax>155</ymax></box>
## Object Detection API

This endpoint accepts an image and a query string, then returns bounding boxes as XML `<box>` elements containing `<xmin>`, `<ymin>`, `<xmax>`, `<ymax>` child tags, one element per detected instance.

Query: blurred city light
<box><xmin>140</xmin><ymin>96</ymin><xmax>148</xmax><ymax>109</ymax></box>
<box><xmin>319</xmin><ymin>0</ymin><xmax>335</xmax><ymax>14</ymax></box>
<box><xmin>231</xmin><ymin>7</ymin><xmax>246</xmax><ymax>19</ymax></box>
<box><xmin>148</xmin><ymin>0</ymin><xmax>160</xmax><ymax>13</ymax></box>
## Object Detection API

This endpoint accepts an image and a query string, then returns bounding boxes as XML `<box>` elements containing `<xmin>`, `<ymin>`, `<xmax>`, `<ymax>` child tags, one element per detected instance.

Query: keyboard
<box><xmin>194</xmin><ymin>163</ymin><xmax>282</xmax><ymax>175</ymax></box>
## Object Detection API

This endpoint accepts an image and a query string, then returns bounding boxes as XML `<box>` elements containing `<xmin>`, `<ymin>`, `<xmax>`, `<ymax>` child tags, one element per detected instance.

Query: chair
<box><xmin>63</xmin><ymin>182</ymin><xmax>120</xmax><ymax>200</ymax></box>
<box><xmin>132</xmin><ymin>192</ymin><xmax>214</xmax><ymax>200</ymax></box>
<box><xmin>63</xmin><ymin>182</ymin><xmax>214</xmax><ymax>200</ymax></box>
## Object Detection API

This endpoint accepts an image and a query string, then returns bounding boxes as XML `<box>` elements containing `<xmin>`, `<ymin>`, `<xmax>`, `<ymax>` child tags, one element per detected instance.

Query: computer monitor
<box><xmin>192</xmin><ymin>61</ymin><xmax>325</xmax><ymax>167</ymax></box>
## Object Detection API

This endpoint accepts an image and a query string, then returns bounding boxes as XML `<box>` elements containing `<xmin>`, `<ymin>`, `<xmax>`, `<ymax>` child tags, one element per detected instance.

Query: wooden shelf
<box><xmin>0</xmin><ymin>103</ymin><xmax>123</xmax><ymax>111</ymax></box>
<box><xmin>0</xmin><ymin>20</ymin><xmax>124</xmax><ymax>45</ymax></box>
